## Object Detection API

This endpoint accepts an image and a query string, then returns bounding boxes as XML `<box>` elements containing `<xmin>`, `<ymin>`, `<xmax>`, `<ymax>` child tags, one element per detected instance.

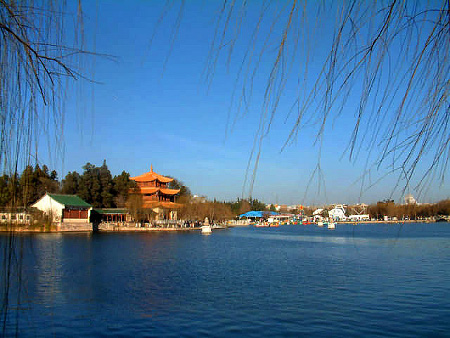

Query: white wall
<box><xmin>328</xmin><ymin>206</ymin><xmax>347</xmax><ymax>221</ymax></box>
<box><xmin>348</xmin><ymin>214</ymin><xmax>370</xmax><ymax>221</ymax></box>
<box><xmin>0</xmin><ymin>212</ymin><xmax>31</xmax><ymax>224</ymax></box>
<box><xmin>31</xmin><ymin>194</ymin><xmax>64</xmax><ymax>222</ymax></box>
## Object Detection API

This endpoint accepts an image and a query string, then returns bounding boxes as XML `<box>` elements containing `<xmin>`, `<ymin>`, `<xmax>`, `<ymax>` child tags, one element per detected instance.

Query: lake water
<box><xmin>2</xmin><ymin>223</ymin><xmax>450</xmax><ymax>337</ymax></box>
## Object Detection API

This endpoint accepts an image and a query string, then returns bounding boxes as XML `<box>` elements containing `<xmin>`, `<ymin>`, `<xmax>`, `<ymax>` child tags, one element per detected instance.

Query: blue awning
<box><xmin>239</xmin><ymin>211</ymin><xmax>278</xmax><ymax>218</ymax></box>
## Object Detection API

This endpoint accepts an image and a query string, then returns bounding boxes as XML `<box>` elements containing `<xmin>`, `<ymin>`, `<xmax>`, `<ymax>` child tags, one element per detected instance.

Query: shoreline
<box><xmin>0</xmin><ymin>219</ymin><xmax>446</xmax><ymax>233</ymax></box>
<box><xmin>0</xmin><ymin>225</ymin><xmax>205</xmax><ymax>233</ymax></box>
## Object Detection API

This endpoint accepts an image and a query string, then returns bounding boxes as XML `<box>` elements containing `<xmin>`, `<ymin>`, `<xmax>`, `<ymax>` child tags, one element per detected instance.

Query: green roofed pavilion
<box><xmin>31</xmin><ymin>193</ymin><xmax>92</xmax><ymax>229</ymax></box>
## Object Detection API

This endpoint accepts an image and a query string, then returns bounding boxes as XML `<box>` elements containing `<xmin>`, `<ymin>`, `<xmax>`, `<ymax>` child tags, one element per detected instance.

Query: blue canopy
<box><xmin>239</xmin><ymin>211</ymin><xmax>278</xmax><ymax>218</ymax></box>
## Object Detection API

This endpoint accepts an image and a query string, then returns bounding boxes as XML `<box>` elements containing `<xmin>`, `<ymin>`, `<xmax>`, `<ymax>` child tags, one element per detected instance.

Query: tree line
<box><xmin>178</xmin><ymin>197</ymin><xmax>269</xmax><ymax>222</ymax></box>
<box><xmin>0</xmin><ymin>160</ymin><xmax>269</xmax><ymax>218</ymax></box>
<box><xmin>4</xmin><ymin>160</ymin><xmax>446</xmax><ymax>220</ymax></box>
<box><xmin>0</xmin><ymin>161</ymin><xmax>137</xmax><ymax>209</ymax></box>
<box><xmin>301</xmin><ymin>201</ymin><xmax>450</xmax><ymax>220</ymax></box>
<box><xmin>367</xmin><ymin>200</ymin><xmax>450</xmax><ymax>220</ymax></box>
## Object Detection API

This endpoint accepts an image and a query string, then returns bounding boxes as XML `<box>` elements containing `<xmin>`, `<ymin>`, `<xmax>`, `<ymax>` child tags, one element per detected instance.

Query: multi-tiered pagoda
<box><xmin>130</xmin><ymin>165</ymin><xmax>181</xmax><ymax>220</ymax></box>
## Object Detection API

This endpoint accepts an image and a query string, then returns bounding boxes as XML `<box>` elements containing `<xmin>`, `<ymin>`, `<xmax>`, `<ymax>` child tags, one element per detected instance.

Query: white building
<box><xmin>0</xmin><ymin>209</ymin><xmax>32</xmax><ymax>224</ymax></box>
<box><xmin>312</xmin><ymin>208</ymin><xmax>325</xmax><ymax>221</ymax></box>
<box><xmin>404</xmin><ymin>194</ymin><xmax>417</xmax><ymax>205</ymax></box>
<box><xmin>348</xmin><ymin>214</ymin><xmax>370</xmax><ymax>222</ymax></box>
<box><xmin>328</xmin><ymin>205</ymin><xmax>347</xmax><ymax>221</ymax></box>
<box><xmin>32</xmin><ymin>193</ymin><xmax>92</xmax><ymax>226</ymax></box>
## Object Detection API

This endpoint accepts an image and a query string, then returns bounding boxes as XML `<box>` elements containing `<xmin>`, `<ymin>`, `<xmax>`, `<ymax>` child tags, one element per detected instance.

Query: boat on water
<box><xmin>201</xmin><ymin>217</ymin><xmax>212</xmax><ymax>234</ymax></box>
<box><xmin>317</xmin><ymin>221</ymin><xmax>324</xmax><ymax>227</ymax></box>
<box><xmin>201</xmin><ymin>225</ymin><xmax>212</xmax><ymax>234</ymax></box>
<box><xmin>228</xmin><ymin>219</ymin><xmax>252</xmax><ymax>227</ymax></box>
<box><xmin>328</xmin><ymin>221</ymin><xmax>336</xmax><ymax>230</ymax></box>
<box><xmin>211</xmin><ymin>224</ymin><xmax>227</xmax><ymax>230</ymax></box>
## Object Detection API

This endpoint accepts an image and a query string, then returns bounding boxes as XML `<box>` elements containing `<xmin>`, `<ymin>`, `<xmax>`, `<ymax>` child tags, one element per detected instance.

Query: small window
<box><xmin>11</xmin><ymin>215</ymin><xmax>16</xmax><ymax>220</ymax></box>
<box><xmin>1</xmin><ymin>215</ymin><xmax>6</xmax><ymax>220</ymax></box>
<box><xmin>19</xmin><ymin>215</ymin><xmax>24</xmax><ymax>220</ymax></box>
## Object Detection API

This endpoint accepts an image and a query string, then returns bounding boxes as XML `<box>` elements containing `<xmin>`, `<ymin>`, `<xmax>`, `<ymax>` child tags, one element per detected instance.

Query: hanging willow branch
<box><xmin>1</xmin><ymin>1</ymin><xmax>89</xmax><ymax>333</ymax></box>
<box><xmin>196</xmin><ymin>0</ymin><xmax>450</xmax><ymax>198</ymax></box>
<box><xmin>0</xmin><ymin>0</ymin><xmax>92</xmax><ymax>176</ymax></box>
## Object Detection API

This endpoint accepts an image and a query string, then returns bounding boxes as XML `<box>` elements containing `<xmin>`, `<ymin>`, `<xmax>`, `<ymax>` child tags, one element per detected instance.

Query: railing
<box><xmin>154</xmin><ymin>220</ymin><xmax>181</xmax><ymax>227</ymax></box>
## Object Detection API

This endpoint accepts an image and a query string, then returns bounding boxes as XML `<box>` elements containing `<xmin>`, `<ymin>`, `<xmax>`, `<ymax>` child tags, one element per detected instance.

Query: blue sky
<box><xmin>38</xmin><ymin>1</ymin><xmax>449</xmax><ymax>205</ymax></box>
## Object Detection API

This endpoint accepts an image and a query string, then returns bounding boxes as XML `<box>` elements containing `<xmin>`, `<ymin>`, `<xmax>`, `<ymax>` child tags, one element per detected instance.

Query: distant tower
<box><xmin>404</xmin><ymin>194</ymin><xmax>416</xmax><ymax>205</ymax></box>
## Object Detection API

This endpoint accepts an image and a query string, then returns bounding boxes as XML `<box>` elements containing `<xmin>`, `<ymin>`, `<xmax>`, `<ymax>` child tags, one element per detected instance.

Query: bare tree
<box><xmin>0</xmin><ymin>0</ymin><xmax>91</xmax><ymax>174</ymax></box>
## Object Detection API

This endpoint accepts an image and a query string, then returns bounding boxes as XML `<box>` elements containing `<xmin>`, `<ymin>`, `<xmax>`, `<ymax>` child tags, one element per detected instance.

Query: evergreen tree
<box><xmin>61</xmin><ymin>171</ymin><xmax>81</xmax><ymax>194</ymax></box>
<box><xmin>0</xmin><ymin>175</ymin><xmax>11</xmax><ymax>207</ymax></box>
<box><xmin>99</xmin><ymin>160</ymin><xmax>114</xmax><ymax>208</ymax></box>
<box><xmin>19</xmin><ymin>165</ymin><xmax>36</xmax><ymax>206</ymax></box>
<box><xmin>36</xmin><ymin>164</ymin><xmax>59</xmax><ymax>196</ymax></box>
<box><xmin>249</xmin><ymin>198</ymin><xmax>266</xmax><ymax>211</ymax></box>
<box><xmin>8</xmin><ymin>173</ymin><xmax>20</xmax><ymax>207</ymax></box>
<box><xmin>50</xmin><ymin>170</ymin><xmax>58</xmax><ymax>180</ymax></box>
<box><xmin>78</xmin><ymin>161</ymin><xmax>114</xmax><ymax>208</ymax></box>
<box><xmin>113</xmin><ymin>171</ymin><xmax>135</xmax><ymax>208</ymax></box>
<box><xmin>19</xmin><ymin>164</ymin><xmax>60</xmax><ymax>206</ymax></box>
<box><xmin>78</xmin><ymin>163</ymin><xmax>96</xmax><ymax>206</ymax></box>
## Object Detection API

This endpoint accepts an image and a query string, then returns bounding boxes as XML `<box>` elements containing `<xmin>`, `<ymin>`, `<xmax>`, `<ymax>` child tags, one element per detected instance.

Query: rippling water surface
<box><xmin>2</xmin><ymin>223</ymin><xmax>450</xmax><ymax>336</ymax></box>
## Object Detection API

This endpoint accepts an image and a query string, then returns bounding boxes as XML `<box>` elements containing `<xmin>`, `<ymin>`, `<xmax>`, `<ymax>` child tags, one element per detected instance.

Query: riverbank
<box><xmin>97</xmin><ymin>224</ymin><xmax>203</xmax><ymax>232</ymax></box>
<box><xmin>1</xmin><ymin>219</ymin><xmax>447</xmax><ymax>233</ymax></box>
<box><xmin>338</xmin><ymin>219</ymin><xmax>447</xmax><ymax>224</ymax></box>
<box><xmin>0</xmin><ymin>222</ymin><xmax>210</xmax><ymax>233</ymax></box>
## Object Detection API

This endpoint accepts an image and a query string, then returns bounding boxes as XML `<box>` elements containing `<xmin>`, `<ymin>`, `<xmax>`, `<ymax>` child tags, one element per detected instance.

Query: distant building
<box><xmin>192</xmin><ymin>195</ymin><xmax>207</xmax><ymax>203</ymax></box>
<box><xmin>92</xmin><ymin>208</ymin><xmax>129</xmax><ymax>223</ymax></box>
<box><xmin>130</xmin><ymin>165</ymin><xmax>181</xmax><ymax>220</ymax></box>
<box><xmin>348</xmin><ymin>214</ymin><xmax>370</xmax><ymax>222</ymax></box>
<box><xmin>313</xmin><ymin>208</ymin><xmax>325</xmax><ymax>222</ymax></box>
<box><xmin>31</xmin><ymin>193</ymin><xmax>92</xmax><ymax>230</ymax></box>
<box><xmin>278</xmin><ymin>204</ymin><xmax>288</xmax><ymax>212</ymax></box>
<box><xmin>267</xmin><ymin>204</ymin><xmax>282</xmax><ymax>212</ymax></box>
<box><xmin>404</xmin><ymin>194</ymin><xmax>417</xmax><ymax>205</ymax></box>
<box><xmin>313</xmin><ymin>208</ymin><xmax>324</xmax><ymax>215</ymax></box>
<box><xmin>0</xmin><ymin>208</ymin><xmax>32</xmax><ymax>225</ymax></box>
<box><xmin>328</xmin><ymin>204</ymin><xmax>347</xmax><ymax>221</ymax></box>
<box><xmin>348</xmin><ymin>203</ymin><xmax>368</xmax><ymax>215</ymax></box>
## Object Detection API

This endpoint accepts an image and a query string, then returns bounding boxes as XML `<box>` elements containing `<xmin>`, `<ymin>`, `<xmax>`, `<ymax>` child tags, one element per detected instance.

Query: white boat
<box><xmin>201</xmin><ymin>225</ymin><xmax>212</xmax><ymax>234</ymax></box>
<box><xmin>211</xmin><ymin>224</ymin><xmax>227</xmax><ymax>230</ymax></box>
<box><xmin>328</xmin><ymin>221</ymin><xmax>336</xmax><ymax>230</ymax></box>
<box><xmin>317</xmin><ymin>221</ymin><xmax>324</xmax><ymax>227</ymax></box>
<box><xmin>202</xmin><ymin>217</ymin><xmax>212</xmax><ymax>234</ymax></box>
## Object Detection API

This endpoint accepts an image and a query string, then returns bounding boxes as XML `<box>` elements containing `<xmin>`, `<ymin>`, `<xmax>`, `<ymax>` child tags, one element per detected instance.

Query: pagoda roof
<box><xmin>142</xmin><ymin>201</ymin><xmax>183</xmax><ymax>209</ymax></box>
<box><xmin>138</xmin><ymin>187</ymin><xmax>180</xmax><ymax>195</ymax></box>
<box><xmin>130</xmin><ymin>165</ymin><xmax>173</xmax><ymax>183</ymax></box>
<box><xmin>139</xmin><ymin>187</ymin><xmax>159</xmax><ymax>194</ymax></box>
<box><xmin>160</xmin><ymin>188</ymin><xmax>180</xmax><ymax>195</ymax></box>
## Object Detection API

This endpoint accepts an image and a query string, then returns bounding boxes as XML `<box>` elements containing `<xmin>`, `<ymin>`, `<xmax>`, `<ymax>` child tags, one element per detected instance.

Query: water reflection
<box><xmin>33</xmin><ymin>234</ymin><xmax>64</xmax><ymax>307</ymax></box>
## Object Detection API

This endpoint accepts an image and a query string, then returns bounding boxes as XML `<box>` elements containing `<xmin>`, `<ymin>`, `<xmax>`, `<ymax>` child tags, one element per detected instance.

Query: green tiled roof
<box><xmin>48</xmin><ymin>194</ymin><xmax>91</xmax><ymax>207</ymax></box>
